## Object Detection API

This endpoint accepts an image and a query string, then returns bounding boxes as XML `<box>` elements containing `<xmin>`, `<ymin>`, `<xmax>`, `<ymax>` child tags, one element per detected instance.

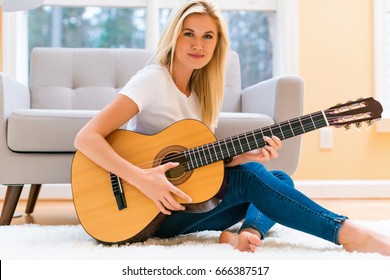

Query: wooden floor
<box><xmin>1</xmin><ymin>198</ymin><xmax>390</xmax><ymax>225</ymax></box>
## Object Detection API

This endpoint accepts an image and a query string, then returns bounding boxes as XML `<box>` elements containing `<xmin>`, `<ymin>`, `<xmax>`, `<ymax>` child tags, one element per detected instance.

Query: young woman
<box><xmin>74</xmin><ymin>0</ymin><xmax>390</xmax><ymax>255</ymax></box>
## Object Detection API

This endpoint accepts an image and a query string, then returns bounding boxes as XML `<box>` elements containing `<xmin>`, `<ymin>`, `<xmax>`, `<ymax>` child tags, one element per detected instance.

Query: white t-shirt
<box><xmin>119</xmin><ymin>64</ymin><xmax>203</xmax><ymax>135</ymax></box>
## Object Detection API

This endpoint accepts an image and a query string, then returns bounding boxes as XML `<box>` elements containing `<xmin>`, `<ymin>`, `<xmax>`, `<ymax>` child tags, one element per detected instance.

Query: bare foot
<box><xmin>219</xmin><ymin>229</ymin><xmax>261</xmax><ymax>252</ymax></box>
<box><xmin>339</xmin><ymin>220</ymin><xmax>390</xmax><ymax>256</ymax></box>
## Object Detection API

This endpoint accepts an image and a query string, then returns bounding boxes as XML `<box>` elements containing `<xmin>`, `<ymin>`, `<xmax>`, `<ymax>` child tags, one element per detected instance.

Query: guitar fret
<box><xmin>224</xmin><ymin>139</ymin><xmax>231</xmax><ymax>158</ymax></box>
<box><xmin>281</xmin><ymin>121</ymin><xmax>294</xmax><ymax>139</ymax></box>
<box><xmin>290</xmin><ymin>119</ymin><xmax>304</xmax><ymax>135</ymax></box>
<box><xmin>205</xmin><ymin>144</ymin><xmax>213</xmax><ymax>163</ymax></box>
<box><xmin>250</xmin><ymin>131</ymin><xmax>259</xmax><ymax>149</ymax></box>
<box><xmin>184</xmin><ymin>150</ymin><xmax>194</xmax><ymax>170</ymax></box>
<box><xmin>193</xmin><ymin>149</ymin><xmax>200</xmax><ymax>168</ymax></box>
<box><xmin>207</xmin><ymin>143</ymin><xmax>216</xmax><ymax>163</ymax></box>
<box><xmin>299</xmin><ymin>117</ymin><xmax>305</xmax><ymax>133</ymax></box>
<box><xmin>237</xmin><ymin>136</ymin><xmax>243</xmax><ymax>153</ymax></box>
<box><xmin>198</xmin><ymin>147</ymin><xmax>205</xmax><ymax>166</ymax></box>
<box><xmin>288</xmin><ymin>120</ymin><xmax>295</xmax><ymax>136</ymax></box>
<box><xmin>301</xmin><ymin>115</ymin><xmax>316</xmax><ymax>131</ymax></box>
<box><xmin>278</xmin><ymin>123</ymin><xmax>285</xmax><ymax>139</ymax></box>
<box><xmin>200</xmin><ymin>146</ymin><xmax>207</xmax><ymax>165</ymax></box>
<box><xmin>193</xmin><ymin>148</ymin><xmax>200</xmax><ymax>168</ymax></box>
<box><xmin>309</xmin><ymin>114</ymin><xmax>317</xmax><ymax>129</ymax></box>
<box><xmin>251</xmin><ymin>131</ymin><xmax>259</xmax><ymax>148</ymax></box>
<box><xmin>230</xmin><ymin>136</ymin><xmax>237</xmax><ymax>155</ymax></box>
<box><xmin>233</xmin><ymin>135</ymin><xmax>245</xmax><ymax>155</ymax></box>
<box><xmin>215</xmin><ymin>141</ymin><xmax>223</xmax><ymax>161</ymax></box>
<box><xmin>312</xmin><ymin>112</ymin><xmax>328</xmax><ymax>128</ymax></box>
<box><xmin>262</xmin><ymin>127</ymin><xmax>272</xmax><ymax>138</ymax></box>
<box><xmin>254</xmin><ymin>129</ymin><xmax>266</xmax><ymax>148</ymax></box>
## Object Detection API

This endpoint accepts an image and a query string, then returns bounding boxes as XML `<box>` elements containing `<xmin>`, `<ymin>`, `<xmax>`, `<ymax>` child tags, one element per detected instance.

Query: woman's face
<box><xmin>173</xmin><ymin>13</ymin><xmax>218</xmax><ymax>73</ymax></box>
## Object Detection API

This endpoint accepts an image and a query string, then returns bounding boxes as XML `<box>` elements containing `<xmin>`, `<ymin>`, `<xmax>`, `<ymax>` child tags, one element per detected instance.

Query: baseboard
<box><xmin>295</xmin><ymin>180</ymin><xmax>390</xmax><ymax>198</ymax></box>
<box><xmin>1</xmin><ymin>181</ymin><xmax>390</xmax><ymax>200</ymax></box>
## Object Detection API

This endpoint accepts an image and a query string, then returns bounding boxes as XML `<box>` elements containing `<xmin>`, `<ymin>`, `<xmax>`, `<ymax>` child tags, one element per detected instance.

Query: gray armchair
<box><xmin>0</xmin><ymin>48</ymin><xmax>304</xmax><ymax>225</ymax></box>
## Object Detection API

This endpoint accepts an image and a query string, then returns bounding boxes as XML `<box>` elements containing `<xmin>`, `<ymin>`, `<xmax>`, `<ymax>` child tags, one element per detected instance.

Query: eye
<box><xmin>204</xmin><ymin>34</ymin><xmax>214</xmax><ymax>39</ymax></box>
<box><xmin>184</xmin><ymin>32</ymin><xmax>194</xmax><ymax>37</ymax></box>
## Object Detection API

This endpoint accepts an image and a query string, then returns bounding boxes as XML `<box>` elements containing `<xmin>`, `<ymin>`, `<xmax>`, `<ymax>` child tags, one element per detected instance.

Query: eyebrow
<box><xmin>182</xmin><ymin>28</ymin><xmax>216</xmax><ymax>34</ymax></box>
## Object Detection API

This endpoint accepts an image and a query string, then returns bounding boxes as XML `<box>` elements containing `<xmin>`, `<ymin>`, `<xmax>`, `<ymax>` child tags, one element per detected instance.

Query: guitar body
<box><xmin>71</xmin><ymin>119</ymin><xmax>224</xmax><ymax>244</ymax></box>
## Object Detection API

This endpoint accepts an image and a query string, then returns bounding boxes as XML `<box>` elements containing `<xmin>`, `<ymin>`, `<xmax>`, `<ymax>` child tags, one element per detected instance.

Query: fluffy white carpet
<box><xmin>1</xmin><ymin>221</ymin><xmax>390</xmax><ymax>260</ymax></box>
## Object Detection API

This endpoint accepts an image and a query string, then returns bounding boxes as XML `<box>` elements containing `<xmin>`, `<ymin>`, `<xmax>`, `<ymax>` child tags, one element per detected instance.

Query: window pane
<box><xmin>159</xmin><ymin>8</ymin><xmax>171</xmax><ymax>34</ymax></box>
<box><xmin>28</xmin><ymin>6</ymin><xmax>146</xmax><ymax>54</ymax></box>
<box><xmin>223</xmin><ymin>11</ymin><xmax>275</xmax><ymax>88</ymax></box>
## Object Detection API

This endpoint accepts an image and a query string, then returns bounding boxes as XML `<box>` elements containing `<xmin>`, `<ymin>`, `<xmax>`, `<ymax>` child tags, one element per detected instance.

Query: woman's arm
<box><xmin>74</xmin><ymin>94</ymin><xmax>192</xmax><ymax>215</ymax></box>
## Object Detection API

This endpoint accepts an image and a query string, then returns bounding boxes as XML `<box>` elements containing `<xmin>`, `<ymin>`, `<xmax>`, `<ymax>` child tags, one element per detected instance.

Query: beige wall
<box><xmin>0</xmin><ymin>7</ymin><xmax>2</xmax><ymax>71</ymax></box>
<box><xmin>294</xmin><ymin>0</ymin><xmax>390</xmax><ymax>180</ymax></box>
<box><xmin>0</xmin><ymin>1</ymin><xmax>388</xmax><ymax>180</ymax></box>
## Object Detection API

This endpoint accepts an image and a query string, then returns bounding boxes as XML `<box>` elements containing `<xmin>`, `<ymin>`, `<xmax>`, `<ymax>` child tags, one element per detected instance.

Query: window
<box><xmin>223</xmin><ymin>10</ymin><xmax>274</xmax><ymax>88</ymax></box>
<box><xmin>374</xmin><ymin>0</ymin><xmax>390</xmax><ymax>131</ymax></box>
<box><xmin>28</xmin><ymin>6</ymin><xmax>146</xmax><ymax>51</ymax></box>
<box><xmin>2</xmin><ymin>0</ymin><xmax>297</xmax><ymax>89</ymax></box>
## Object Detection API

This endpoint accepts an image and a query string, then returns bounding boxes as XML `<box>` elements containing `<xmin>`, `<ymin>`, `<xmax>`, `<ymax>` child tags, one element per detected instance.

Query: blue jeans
<box><xmin>154</xmin><ymin>162</ymin><xmax>347</xmax><ymax>245</ymax></box>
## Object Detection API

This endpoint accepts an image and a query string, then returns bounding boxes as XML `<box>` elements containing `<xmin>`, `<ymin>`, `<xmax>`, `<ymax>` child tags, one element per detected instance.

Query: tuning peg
<box><xmin>355</xmin><ymin>122</ymin><xmax>362</xmax><ymax>129</ymax></box>
<box><xmin>367</xmin><ymin>120</ymin><xmax>374</xmax><ymax>127</ymax></box>
<box><xmin>344</xmin><ymin>124</ymin><xmax>351</xmax><ymax>130</ymax></box>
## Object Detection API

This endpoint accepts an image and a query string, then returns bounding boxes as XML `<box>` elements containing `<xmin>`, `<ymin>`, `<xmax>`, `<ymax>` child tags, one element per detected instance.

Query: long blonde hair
<box><xmin>155</xmin><ymin>0</ymin><xmax>229</xmax><ymax>127</ymax></box>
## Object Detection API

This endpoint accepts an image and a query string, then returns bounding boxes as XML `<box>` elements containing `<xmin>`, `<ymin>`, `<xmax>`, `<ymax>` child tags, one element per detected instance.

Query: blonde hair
<box><xmin>155</xmin><ymin>0</ymin><xmax>229</xmax><ymax>127</ymax></box>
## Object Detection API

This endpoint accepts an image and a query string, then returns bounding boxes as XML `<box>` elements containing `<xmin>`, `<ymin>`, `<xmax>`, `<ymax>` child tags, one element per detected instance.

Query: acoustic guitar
<box><xmin>71</xmin><ymin>97</ymin><xmax>383</xmax><ymax>245</ymax></box>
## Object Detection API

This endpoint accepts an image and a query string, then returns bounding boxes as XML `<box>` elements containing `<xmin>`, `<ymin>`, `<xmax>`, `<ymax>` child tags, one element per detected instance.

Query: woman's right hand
<box><xmin>132</xmin><ymin>162</ymin><xmax>192</xmax><ymax>215</ymax></box>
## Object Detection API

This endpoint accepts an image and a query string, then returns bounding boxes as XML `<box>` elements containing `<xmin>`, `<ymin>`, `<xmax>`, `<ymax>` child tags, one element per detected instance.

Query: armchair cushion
<box><xmin>7</xmin><ymin>109</ymin><xmax>96</xmax><ymax>152</ymax></box>
<box><xmin>215</xmin><ymin>112</ymin><xmax>274</xmax><ymax>140</ymax></box>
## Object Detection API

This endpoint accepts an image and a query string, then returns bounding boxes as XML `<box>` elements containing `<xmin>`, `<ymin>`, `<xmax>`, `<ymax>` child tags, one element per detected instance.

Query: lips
<box><xmin>188</xmin><ymin>53</ymin><xmax>205</xmax><ymax>59</ymax></box>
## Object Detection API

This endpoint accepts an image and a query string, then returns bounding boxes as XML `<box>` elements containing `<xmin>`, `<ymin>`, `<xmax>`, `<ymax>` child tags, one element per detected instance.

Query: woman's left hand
<box><xmin>225</xmin><ymin>136</ymin><xmax>282</xmax><ymax>166</ymax></box>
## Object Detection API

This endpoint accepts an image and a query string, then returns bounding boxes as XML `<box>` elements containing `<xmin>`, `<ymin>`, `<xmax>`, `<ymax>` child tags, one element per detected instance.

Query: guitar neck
<box><xmin>185</xmin><ymin>110</ymin><xmax>328</xmax><ymax>171</ymax></box>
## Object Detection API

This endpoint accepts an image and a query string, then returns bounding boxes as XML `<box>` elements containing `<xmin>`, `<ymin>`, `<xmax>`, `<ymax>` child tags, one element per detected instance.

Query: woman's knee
<box><xmin>270</xmin><ymin>170</ymin><xmax>295</xmax><ymax>188</ymax></box>
<box><xmin>241</xmin><ymin>162</ymin><xmax>295</xmax><ymax>189</ymax></box>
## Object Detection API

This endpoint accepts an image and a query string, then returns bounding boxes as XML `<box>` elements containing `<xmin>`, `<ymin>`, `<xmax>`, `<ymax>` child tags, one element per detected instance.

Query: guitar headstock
<box><xmin>325</xmin><ymin>97</ymin><xmax>383</xmax><ymax>129</ymax></box>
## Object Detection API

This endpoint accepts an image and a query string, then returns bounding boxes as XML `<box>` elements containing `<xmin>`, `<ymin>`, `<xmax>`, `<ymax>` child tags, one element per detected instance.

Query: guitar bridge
<box><xmin>110</xmin><ymin>172</ymin><xmax>127</xmax><ymax>210</ymax></box>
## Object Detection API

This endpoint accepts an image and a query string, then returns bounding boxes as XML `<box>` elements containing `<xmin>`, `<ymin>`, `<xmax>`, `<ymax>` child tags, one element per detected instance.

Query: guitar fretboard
<box><xmin>184</xmin><ymin>111</ymin><xmax>328</xmax><ymax>171</ymax></box>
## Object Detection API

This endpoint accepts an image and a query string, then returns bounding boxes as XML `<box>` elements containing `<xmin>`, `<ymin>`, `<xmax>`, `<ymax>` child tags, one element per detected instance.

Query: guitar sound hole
<box><xmin>154</xmin><ymin>145</ymin><xmax>193</xmax><ymax>186</ymax></box>
<box><xmin>162</xmin><ymin>152</ymin><xmax>187</xmax><ymax>180</ymax></box>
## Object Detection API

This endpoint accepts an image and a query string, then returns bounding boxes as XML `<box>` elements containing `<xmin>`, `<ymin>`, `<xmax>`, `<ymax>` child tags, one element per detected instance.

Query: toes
<box><xmin>248</xmin><ymin>234</ymin><xmax>261</xmax><ymax>247</ymax></box>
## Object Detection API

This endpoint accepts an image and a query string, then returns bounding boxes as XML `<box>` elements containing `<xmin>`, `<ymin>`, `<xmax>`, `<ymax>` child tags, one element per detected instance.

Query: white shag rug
<box><xmin>1</xmin><ymin>221</ymin><xmax>390</xmax><ymax>260</ymax></box>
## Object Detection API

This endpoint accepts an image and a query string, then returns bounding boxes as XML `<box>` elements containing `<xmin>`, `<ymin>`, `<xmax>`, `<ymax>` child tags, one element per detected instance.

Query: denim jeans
<box><xmin>154</xmin><ymin>162</ymin><xmax>347</xmax><ymax>245</ymax></box>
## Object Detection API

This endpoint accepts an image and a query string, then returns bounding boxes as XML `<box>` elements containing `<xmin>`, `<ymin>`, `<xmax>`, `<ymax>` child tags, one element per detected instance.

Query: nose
<box><xmin>192</xmin><ymin>38</ymin><xmax>203</xmax><ymax>51</ymax></box>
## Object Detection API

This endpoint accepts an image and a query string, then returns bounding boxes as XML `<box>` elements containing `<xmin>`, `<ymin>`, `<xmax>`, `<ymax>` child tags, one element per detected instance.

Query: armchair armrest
<box><xmin>0</xmin><ymin>72</ymin><xmax>30</xmax><ymax>155</ymax></box>
<box><xmin>241</xmin><ymin>76</ymin><xmax>304</xmax><ymax>175</ymax></box>
<box><xmin>0</xmin><ymin>72</ymin><xmax>31</xmax><ymax>120</ymax></box>
<box><xmin>241</xmin><ymin>76</ymin><xmax>304</xmax><ymax>123</ymax></box>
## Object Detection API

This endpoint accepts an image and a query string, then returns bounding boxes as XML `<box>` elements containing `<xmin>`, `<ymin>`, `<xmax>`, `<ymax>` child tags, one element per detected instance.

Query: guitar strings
<box><xmin>138</xmin><ymin>114</ymin><xmax>354</xmax><ymax>168</ymax></box>
<box><xmin>134</xmin><ymin>114</ymin><xmax>363</xmax><ymax>170</ymax></box>
<box><xmin>132</xmin><ymin>111</ymin><xmax>351</xmax><ymax>170</ymax></box>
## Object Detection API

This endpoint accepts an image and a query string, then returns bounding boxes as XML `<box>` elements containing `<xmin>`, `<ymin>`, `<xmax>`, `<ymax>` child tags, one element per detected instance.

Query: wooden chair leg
<box><xmin>25</xmin><ymin>184</ymin><xmax>42</xmax><ymax>214</ymax></box>
<box><xmin>0</xmin><ymin>185</ymin><xmax>24</xmax><ymax>225</ymax></box>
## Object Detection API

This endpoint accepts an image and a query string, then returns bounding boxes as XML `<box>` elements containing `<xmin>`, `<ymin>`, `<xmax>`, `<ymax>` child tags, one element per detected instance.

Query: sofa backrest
<box><xmin>29</xmin><ymin>48</ymin><xmax>242</xmax><ymax>112</ymax></box>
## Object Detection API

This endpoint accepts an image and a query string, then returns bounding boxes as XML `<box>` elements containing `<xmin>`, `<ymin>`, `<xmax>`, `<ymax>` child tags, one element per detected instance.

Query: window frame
<box><xmin>2</xmin><ymin>0</ymin><xmax>298</xmax><ymax>87</ymax></box>
<box><xmin>374</xmin><ymin>0</ymin><xmax>390</xmax><ymax>132</ymax></box>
